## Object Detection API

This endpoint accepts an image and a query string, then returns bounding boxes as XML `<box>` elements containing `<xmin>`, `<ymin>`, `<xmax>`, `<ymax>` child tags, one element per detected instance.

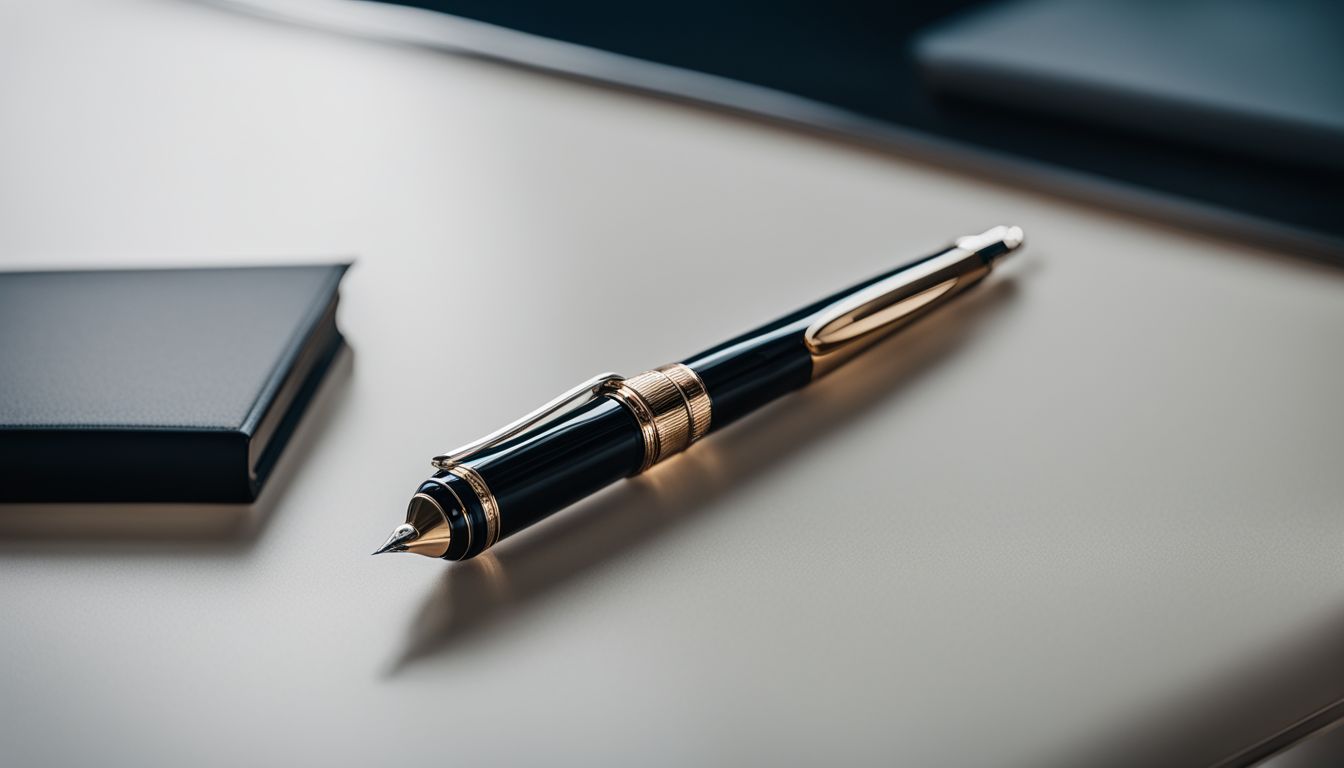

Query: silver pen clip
<box><xmin>431</xmin><ymin>372</ymin><xmax>625</xmax><ymax>470</ymax></box>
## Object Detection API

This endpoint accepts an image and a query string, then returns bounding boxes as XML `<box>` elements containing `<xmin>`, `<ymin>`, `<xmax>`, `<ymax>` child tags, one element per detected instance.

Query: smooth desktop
<box><xmin>1</xmin><ymin>2</ymin><xmax>1343</xmax><ymax>767</ymax></box>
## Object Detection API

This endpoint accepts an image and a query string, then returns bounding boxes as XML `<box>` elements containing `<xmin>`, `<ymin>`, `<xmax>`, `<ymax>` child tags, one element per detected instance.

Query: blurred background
<box><xmin>222</xmin><ymin>0</ymin><xmax>1344</xmax><ymax>256</ymax></box>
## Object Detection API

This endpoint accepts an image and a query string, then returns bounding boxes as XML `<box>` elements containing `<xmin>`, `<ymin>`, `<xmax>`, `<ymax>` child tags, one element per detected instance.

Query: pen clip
<box><xmin>431</xmin><ymin>372</ymin><xmax>626</xmax><ymax>470</ymax></box>
<box><xmin>801</xmin><ymin>227</ymin><xmax>1021</xmax><ymax>376</ymax></box>
<box><xmin>802</xmin><ymin>267</ymin><xmax>964</xmax><ymax>359</ymax></box>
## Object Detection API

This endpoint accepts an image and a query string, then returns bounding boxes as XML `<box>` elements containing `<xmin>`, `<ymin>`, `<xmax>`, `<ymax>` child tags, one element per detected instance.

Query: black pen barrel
<box><xmin>682</xmin><ymin>240</ymin><xmax>989</xmax><ymax>430</ymax></box>
<box><xmin>412</xmin><ymin>398</ymin><xmax>643</xmax><ymax>560</ymax></box>
<box><xmin>392</xmin><ymin>227</ymin><xmax>1021</xmax><ymax>561</ymax></box>
<box><xmin>680</xmin><ymin>260</ymin><xmax>920</xmax><ymax>430</ymax></box>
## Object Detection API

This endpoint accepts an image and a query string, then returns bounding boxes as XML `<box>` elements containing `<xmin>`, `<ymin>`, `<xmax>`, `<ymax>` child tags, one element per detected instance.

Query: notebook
<box><xmin>0</xmin><ymin>264</ymin><xmax>348</xmax><ymax>502</ymax></box>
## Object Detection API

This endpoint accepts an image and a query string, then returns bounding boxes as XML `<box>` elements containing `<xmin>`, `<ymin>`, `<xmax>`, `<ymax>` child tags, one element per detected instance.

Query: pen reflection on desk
<box><xmin>375</xmin><ymin>226</ymin><xmax>1024</xmax><ymax>561</ymax></box>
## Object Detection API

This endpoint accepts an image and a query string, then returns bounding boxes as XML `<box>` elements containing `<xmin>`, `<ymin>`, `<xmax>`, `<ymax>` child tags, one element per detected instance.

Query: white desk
<box><xmin>2</xmin><ymin>2</ymin><xmax>1343</xmax><ymax>765</ymax></box>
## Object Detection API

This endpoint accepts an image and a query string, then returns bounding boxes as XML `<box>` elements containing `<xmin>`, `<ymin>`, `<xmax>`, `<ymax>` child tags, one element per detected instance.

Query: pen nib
<box><xmin>372</xmin><ymin>523</ymin><xmax>420</xmax><ymax>555</ymax></box>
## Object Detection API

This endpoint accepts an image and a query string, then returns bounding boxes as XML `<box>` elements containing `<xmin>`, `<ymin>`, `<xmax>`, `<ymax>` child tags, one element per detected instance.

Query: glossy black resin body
<box><xmin>414</xmin><ymin>398</ymin><xmax>644</xmax><ymax>559</ymax></box>
<box><xmin>468</xmin><ymin>398</ymin><xmax>644</xmax><ymax>537</ymax></box>
<box><xmin>682</xmin><ymin>245</ymin><xmax>961</xmax><ymax>429</ymax></box>
<box><xmin>417</xmin><ymin>244</ymin><xmax>979</xmax><ymax>558</ymax></box>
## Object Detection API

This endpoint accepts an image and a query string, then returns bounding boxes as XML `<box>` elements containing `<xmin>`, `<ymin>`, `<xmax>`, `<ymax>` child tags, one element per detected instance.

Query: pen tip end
<box><xmin>372</xmin><ymin>523</ymin><xmax>420</xmax><ymax>556</ymax></box>
<box><xmin>1001</xmin><ymin>225</ymin><xmax>1025</xmax><ymax>251</ymax></box>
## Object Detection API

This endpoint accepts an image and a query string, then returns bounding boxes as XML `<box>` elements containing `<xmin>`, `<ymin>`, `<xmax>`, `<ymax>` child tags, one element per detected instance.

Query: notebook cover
<box><xmin>0</xmin><ymin>264</ymin><xmax>349</xmax><ymax>503</ymax></box>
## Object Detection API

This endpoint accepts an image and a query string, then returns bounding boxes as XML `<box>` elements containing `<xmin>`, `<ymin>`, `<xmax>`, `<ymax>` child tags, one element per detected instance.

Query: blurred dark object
<box><xmin>0</xmin><ymin>264</ymin><xmax>348</xmax><ymax>503</ymax></box>
<box><xmin>344</xmin><ymin>0</ymin><xmax>1342</xmax><ymax>256</ymax></box>
<box><xmin>1256</xmin><ymin>715</ymin><xmax>1344</xmax><ymax>767</ymax></box>
<box><xmin>917</xmin><ymin>0</ymin><xmax>1344</xmax><ymax>172</ymax></box>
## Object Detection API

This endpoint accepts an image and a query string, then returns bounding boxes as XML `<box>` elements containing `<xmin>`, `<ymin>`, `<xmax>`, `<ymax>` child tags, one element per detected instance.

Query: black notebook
<box><xmin>0</xmin><ymin>264</ymin><xmax>348</xmax><ymax>503</ymax></box>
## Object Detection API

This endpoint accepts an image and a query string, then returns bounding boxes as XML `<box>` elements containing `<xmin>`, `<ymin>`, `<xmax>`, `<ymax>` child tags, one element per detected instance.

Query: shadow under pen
<box><xmin>390</xmin><ymin>277</ymin><xmax>1020</xmax><ymax>670</ymax></box>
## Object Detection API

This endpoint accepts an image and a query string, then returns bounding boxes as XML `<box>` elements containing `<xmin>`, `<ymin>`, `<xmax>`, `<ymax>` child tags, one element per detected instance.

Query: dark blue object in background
<box><xmin>372</xmin><ymin>0</ymin><xmax>1343</xmax><ymax>255</ymax></box>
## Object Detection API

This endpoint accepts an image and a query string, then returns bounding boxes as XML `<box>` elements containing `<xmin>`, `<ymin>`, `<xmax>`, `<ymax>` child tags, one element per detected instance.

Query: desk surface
<box><xmin>2</xmin><ymin>2</ymin><xmax>1343</xmax><ymax>766</ymax></box>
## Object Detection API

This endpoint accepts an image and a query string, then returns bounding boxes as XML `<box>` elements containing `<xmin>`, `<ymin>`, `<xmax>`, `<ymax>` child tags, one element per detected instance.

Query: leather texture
<box><xmin>0</xmin><ymin>264</ymin><xmax>348</xmax><ymax>502</ymax></box>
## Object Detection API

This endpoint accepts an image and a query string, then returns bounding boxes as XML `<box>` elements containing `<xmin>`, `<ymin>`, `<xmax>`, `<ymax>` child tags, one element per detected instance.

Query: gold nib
<box><xmin>373</xmin><ymin>493</ymin><xmax>454</xmax><ymax>558</ymax></box>
<box><xmin>372</xmin><ymin>523</ymin><xmax>420</xmax><ymax>555</ymax></box>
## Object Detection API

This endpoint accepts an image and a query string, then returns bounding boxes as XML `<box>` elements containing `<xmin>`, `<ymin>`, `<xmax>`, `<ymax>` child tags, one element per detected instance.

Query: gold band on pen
<box><xmin>603</xmin><ymin>363</ymin><xmax>712</xmax><ymax>474</ymax></box>
<box><xmin>657</xmin><ymin>363</ymin><xmax>712</xmax><ymax>443</ymax></box>
<box><xmin>425</xmin><ymin>365</ymin><xmax>711</xmax><ymax>556</ymax></box>
<box><xmin>446</xmin><ymin>464</ymin><xmax>500</xmax><ymax>550</ymax></box>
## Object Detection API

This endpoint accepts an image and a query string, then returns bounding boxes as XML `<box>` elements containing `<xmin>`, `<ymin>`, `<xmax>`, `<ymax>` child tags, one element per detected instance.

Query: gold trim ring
<box><xmin>446</xmin><ymin>465</ymin><xmax>500</xmax><ymax>550</ymax></box>
<box><xmin>603</xmin><ymin>363</ymin><xmax>712</xmax><ymax>473</ymax></box>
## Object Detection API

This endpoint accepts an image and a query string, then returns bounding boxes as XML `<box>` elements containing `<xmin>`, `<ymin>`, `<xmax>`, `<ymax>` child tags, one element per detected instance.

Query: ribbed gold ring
<box><xmin>627</xmin><ymin>370</ymin><xmax>691</xmax><ymax>460</ymax></box>
<box><xmin>654</xmin><ymin>363</ymin><xmax>712</xmax><ymax>443</ymax></box>
<box><xmin>602</xmin><ymin>380</ymin><xmax>661</xmax><ymax>473</ymax></box>
<box><xmin>446</xmin><ymin>465</ymin><xmax>500</xmax><ymax>550</ymax></box>
<box><xmin>603</xmin><ymin>364</ymin><xmax>712</xmax><ymax>473</ymax></box>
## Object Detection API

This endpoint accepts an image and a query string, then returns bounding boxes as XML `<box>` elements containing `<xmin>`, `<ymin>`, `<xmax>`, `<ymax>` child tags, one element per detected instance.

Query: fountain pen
<box><xmin>374</xmin><ymin>225</ymin><xmax>1023</xmax><ymax>560</ymax></box>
